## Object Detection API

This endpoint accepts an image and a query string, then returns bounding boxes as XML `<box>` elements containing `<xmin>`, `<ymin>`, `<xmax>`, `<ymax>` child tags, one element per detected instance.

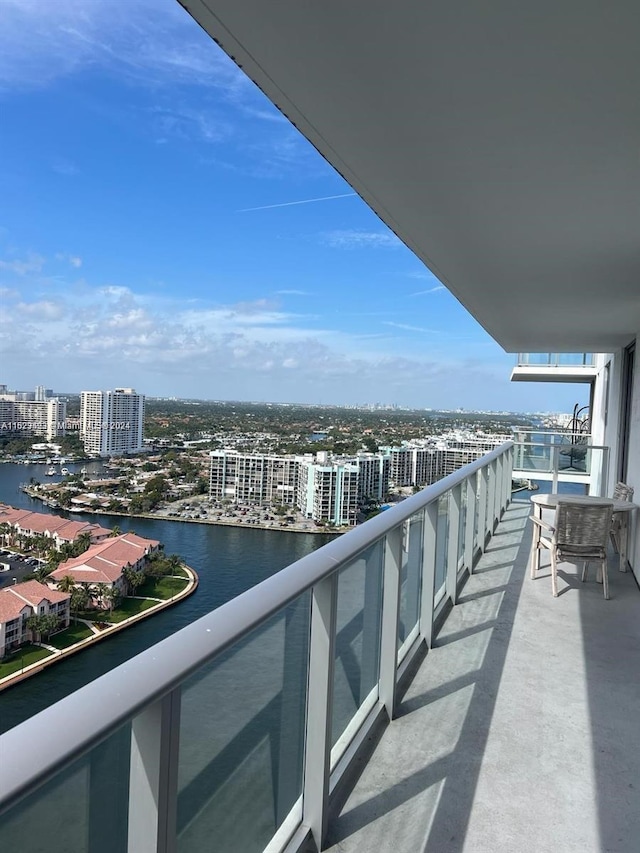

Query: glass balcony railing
<box><xmin>516</xmin><ymin>353</ymin><xmax>595</xmax><ymax>367</ymax></box>
<box><xmin>0</xmin><ymin>444</ymin><xmax>514</xmax><ymax>853</ymax></box>
<box><xmin>512</xmin><ymin>441</ymin><xmax>609</xmax><ymax>491</ymax></box>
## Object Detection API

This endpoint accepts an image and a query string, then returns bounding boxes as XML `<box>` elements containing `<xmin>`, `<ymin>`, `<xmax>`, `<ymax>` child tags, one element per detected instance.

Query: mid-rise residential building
<box><xmin>297</xmin><ymin>460</ymin><xmax>359</xmax><ymax>526</ymax></box>
<box><xmin>353</xmin><ymin>453</ymin><xmax>391</xmax><ymax>501</ymax></box>
<box><xmin>0</xmin><ymin>581</ymin><xmax>70</xmax><ymax>659</ymax></box>
<box><xmin>80</xmin><ymin>388</ymin><xmax>145</xmax><ymax>456</ymax></box>
<box><xmin>209</xmin><ymin>450</ymin><xmax>389</xmax><ymax>525</ymax></box>
<box><xmin>48</xmin><ymin>532</ymin><xmax>160</xmax><ymax>594</ymax></box>
<box><xmin>382</xmin><ymin>445</ymin><xmax>444</xmax><ymax>487</ymax></box>
<box><xmin>0</xmin><ymin>385</ymin><xmax>66</xmax><ymax>440</ymax></box>
<box><xmin>209</xmin><ymin>450</ymin><xmax>299</xmax><ymax>506</ymax></box>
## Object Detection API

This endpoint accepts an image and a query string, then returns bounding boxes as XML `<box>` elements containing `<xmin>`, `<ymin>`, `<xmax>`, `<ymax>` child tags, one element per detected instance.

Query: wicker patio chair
<box><xmin>530</xmin><ymin>499</ymin><xmax>614</xmax><ymax>599</ymax></box>
<box><xmin>610</xmin><ymin>482</ymin><xmax>634</xmax><ymax>555</ymax></box>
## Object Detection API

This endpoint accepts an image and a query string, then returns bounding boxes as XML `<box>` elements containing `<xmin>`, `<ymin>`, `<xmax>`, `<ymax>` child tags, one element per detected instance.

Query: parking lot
<box><xmin>0</xmin><ymin>551</ymin><xmax>43</xmax><ymax>589</ymax></box>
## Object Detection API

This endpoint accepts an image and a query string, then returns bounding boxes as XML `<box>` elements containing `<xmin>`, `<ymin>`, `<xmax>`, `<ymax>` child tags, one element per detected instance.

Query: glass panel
<box><xmin>331</xmin><ymin>540</ymin><xmax>383</xmax><ymax>747</ymax></box>
<box><xmin>398</xmin><ymin>512</ymin><xmax>423</xmax><ymax>647</ymax></box>
<box><xmin>558</xmin><ymin>443</ymin><xmax>589</xmax><ymax>473</ymax></box>
<box><xmin>0</xmin><ymin>724</ymin><xmax>131</xmax><ymax>853</ymax></box>
<box><xmin>434</xmin><ymin>493</ymin><xmax>449</xmax><ymax>595</ymax></box>
<box><xmin>177</xmin><ymin>594</ymin><xmax>310</xmax><ymax>853</ymax></box>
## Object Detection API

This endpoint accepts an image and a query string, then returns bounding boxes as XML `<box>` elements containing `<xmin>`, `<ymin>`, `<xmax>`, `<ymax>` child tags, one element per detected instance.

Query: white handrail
<box><xmin>0</xmin><ymin>442</ymin><xmax>513</xmax><ymax>831</ymax></box>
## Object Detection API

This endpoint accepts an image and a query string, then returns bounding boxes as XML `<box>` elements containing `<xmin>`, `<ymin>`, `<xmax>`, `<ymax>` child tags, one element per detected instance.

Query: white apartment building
<box><xmin>0</xmin><ymin>395</ymin><xmax>66</xmax><ymax>441</ymax></box>
<box><xmin>209</xmin><ymin>450</ymin><xmax>299</xmax><ymax>505</ymax></box>
<box><xmin>382</xmin><ymin>445</ymin><xmax>444</xmax><ymax>487</ymax></box>
<box><xmin>297</xmin><ymin>460</ymin><xmax>359</xmax><ymax>527</ymax></box>
<box><xmin>80</xmin><ymin>389</ymin><xmax>145</xmax><ymax>456</ymax></box>
<box><xmin>209</xmin><ymin>450</ymin><xmax>388</xmax><ymax>525</ymax></box>
<box><xmin>353</xmin><ymin>453</ymin><xmax>390</xmax><ymax>501</ymax></box>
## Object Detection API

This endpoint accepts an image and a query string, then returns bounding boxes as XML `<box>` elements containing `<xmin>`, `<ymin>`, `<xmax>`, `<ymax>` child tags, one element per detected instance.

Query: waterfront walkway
<box><xmin>325</xmin><ymin>500</ymin><xmax>640</xmax><ymax>853</ymax></box>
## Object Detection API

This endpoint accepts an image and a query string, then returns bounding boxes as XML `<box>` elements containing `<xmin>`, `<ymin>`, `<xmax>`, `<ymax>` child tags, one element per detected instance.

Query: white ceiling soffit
<box><xmin>179</xmin><ymin>0</ymin><xmax>640</xmax><ymax>353</ymax></box>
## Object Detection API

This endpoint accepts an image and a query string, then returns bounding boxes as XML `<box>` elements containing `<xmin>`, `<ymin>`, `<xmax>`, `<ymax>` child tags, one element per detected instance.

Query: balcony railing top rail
<box><xmin>515</xmin><ymin>353</ymin><xmax>595</xmax><ymax>367</ymax></box>
<box><xmin>0</xmin><ymin>443</ymin><xmax>514</xmax><ymax>853</ymax></box>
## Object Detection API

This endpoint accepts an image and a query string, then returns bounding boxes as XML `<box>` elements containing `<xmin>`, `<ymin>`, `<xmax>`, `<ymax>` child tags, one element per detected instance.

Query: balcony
<box><xmin>1</xmin><ymin>442</ymin><xmax>638</xmax><ymax>853</ymax></box>
<box><xmin>511</xmin><ymin>354</ymin><xmax>598</xmax><ymax>384</ymax></box>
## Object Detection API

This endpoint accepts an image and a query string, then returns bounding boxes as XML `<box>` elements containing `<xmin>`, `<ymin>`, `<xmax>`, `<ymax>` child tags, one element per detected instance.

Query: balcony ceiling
<box><xmin>181</xmin><ymin>1</ymin><xmax>640</xmax><ymax>352</ymax></box>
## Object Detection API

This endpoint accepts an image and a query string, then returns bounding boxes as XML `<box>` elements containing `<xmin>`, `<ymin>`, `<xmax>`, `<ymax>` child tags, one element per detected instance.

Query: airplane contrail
<box><xmin>238</xmin><ymin>192</ymin><xmax>357</xmax><ymax>212</ymax></box>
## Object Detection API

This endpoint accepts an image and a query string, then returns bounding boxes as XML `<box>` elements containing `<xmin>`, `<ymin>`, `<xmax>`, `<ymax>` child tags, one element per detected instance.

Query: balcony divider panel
<box><xmin>302</xmin><ymin>574</ymin><xmax>338</xmax><ymax>849</ymax></box>
<box><xmin>477</xmin><ymin>468</ymin><xmax>488</xmax><ymax>552</ymax></box>
<box><xmin>418</xmin><ymin>501</ymin><xmax>438</xmax><ymax>648</ymax></box>
<box><xmin>128</xmin><ymin>690</ymin><xmax>181</xmax><ymax>853</ymax></box>
<box><xmin>446</xmin><ymin>485</ymin><xmax>461</xmax><ymax>606</ymax></box>
<box><xmin>379</xmin><ymin>526</ymin><xmax>402</xmax><ymax>719</ymax></box>
<box><xmin>464</xmin><ymin>476</ymin><xmax>477</xmax><ymax>574</ymax></box>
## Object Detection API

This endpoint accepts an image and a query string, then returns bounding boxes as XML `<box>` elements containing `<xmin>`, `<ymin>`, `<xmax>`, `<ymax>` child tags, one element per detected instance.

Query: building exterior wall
<box><xmin>80</xmin><ymin>389</ymin><xmax>145</xmax><ymax>456</ymax></box>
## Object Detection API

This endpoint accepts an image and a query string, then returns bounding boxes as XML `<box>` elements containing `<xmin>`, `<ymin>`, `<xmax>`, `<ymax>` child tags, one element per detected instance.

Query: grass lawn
<box><xmin>0</xmin><ymin>644</ymin><xmax>54</xmax><ymax>679</ymax></box>
<box><xmin>108</xmin><ymin>597</ymin><xmax>157</xmax><ymax>622</ymax></box>
<box><xmin>137</xmin><ymin>576</ymin><xmax>189</xmax><ymax>599</ymax></box>
<box><xmin>48</xmin><ymin>623</ymin><xmax>94</xmax><ymax>650</ymax></box>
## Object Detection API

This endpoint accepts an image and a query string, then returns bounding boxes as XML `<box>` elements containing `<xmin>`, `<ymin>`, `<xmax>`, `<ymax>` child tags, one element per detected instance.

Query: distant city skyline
<box><xmin>0</xmin><ymin>0</ymin><xmax>587</xmax><ymax>413</ymax></box>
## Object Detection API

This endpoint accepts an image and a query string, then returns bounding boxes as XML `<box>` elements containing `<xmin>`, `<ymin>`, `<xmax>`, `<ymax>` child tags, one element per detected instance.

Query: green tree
<box><xmin>57</xmin><ymin>575</ymin><xmax>77</xmax><ymax>594</ymax></box>
<box><xmin>103</xmin><ymin>585</ymin><xmax>121</xmax><ymax>614</ymax></box>
<box><xmin>123</xmin><ymin>566</ymin><xmax>145</xmax><ymax>595</ymax></box>
<box><xmin>26</xmin><ymin>613</ymin><xmax>60</xmax><ymax>642</ymax></box>
<box><xmin>34</xmin><ymin>564</ymin><xmax>54</xmax><ymax>584</ymax></box>
<box><xmin>70</xmin><ymin>586</ymin><xmax>90</xmax><ymax>617</ymax></box>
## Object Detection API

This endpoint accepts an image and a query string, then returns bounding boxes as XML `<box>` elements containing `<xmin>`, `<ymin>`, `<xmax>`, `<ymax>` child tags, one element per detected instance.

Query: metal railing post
<box><xmin>302</xmin><ymin>573</ymin><xmax>338</xmax><ymax>849</ymax></box>
<box><xmin>128</xmin><ymin>688</ymin><xmax>181</xmax><ymax>853</ymax></box>
<box><xmin>477</xmin><ymin>468</ymin><xmax>488</xmax><ymax>551</ymax></box>
<box><xmin>419</xmin><ymin>502</ymin><xmax>438</xmax><ymax>648</ymax></box>
<box><xmin>464</xmin><ymin>476</ymin><xmax>477</xmax><ymax>574</ymax></box>
<box><xmin>378</xmin><ymin>526</ymin><xmax>403</xmax><ymax>720</ymax></box>
<box><xmin>446</xmin><ymin>486</ymin><xmax>461</xmax><ymax>605</ymax></box>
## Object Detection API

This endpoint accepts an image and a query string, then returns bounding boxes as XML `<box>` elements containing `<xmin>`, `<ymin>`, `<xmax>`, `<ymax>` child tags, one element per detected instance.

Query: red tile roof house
<box><xmin>48</xmin><ymin>533</ymin><xmax>161</xmax><ymax>598</ymax></box>
<box><xmin>0</xmin><ymin>581</ymin><xmax>70</xmax><ymax>659</ymax></box>
<box><xmin>0</xmin><ymin>504</ymin><xmax>112</xmax><ymax>548</ymax></box>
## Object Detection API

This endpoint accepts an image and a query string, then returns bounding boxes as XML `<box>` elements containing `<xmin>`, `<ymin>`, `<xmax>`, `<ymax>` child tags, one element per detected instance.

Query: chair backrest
<box><xmin>555</xmin><ymin>500</ymin><xmax>613</xmax><ymax>549</ymax></box>
<box><xmin>613</xmin><ymin>481</ymin><xmax>634</xmax><ymax>502</ymax></box>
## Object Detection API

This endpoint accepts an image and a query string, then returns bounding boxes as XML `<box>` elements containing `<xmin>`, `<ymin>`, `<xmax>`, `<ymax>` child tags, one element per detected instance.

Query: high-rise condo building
<box><xmin>80</xmin><ymin>388</ymin><xmax>145</xmax><ymax>457</ymax></box>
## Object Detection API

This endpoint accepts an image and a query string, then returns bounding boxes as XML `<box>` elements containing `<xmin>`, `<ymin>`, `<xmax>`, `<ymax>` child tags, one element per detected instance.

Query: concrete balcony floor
<box><xmin>325</xmin><ymin>500</ymin><xmax>640</xmax><ymax>853</ymax></box>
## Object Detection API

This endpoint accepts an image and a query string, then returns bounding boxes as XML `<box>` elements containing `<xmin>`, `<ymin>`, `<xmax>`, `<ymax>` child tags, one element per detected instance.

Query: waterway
<box><xmin>0</xmin><ymin>462</ymin><xmax>335</xmax><ymax>733</ymax></box>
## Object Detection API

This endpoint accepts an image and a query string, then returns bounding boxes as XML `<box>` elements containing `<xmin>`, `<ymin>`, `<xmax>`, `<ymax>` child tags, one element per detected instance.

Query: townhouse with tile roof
<box><xmin>48</xmin><ymin>533</ymin><xmax>161</xmax><ymax>594</ymax></box>
<box><xmin>0</xmin><ymin>581</ymin><xmax>70</xmax><ymax>659</ymax></box>
<box><xmin>0</xmin><ymin>505</ymin><xmax>112</xmax><ymax>548</ymax></box>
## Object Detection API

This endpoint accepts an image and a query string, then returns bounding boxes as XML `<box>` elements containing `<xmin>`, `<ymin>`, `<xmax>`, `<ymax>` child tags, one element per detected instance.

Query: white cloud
<box><xmin>15</xmin><ymin>300</ymin><xmax>64</xmax><ymax>320</ymax></box>
<box><xmin>410</xmin><ymin>285</ymin><xmax>445</xmax><ymax>296</ymax></box>
<box><xmin>321</xmin><ymin>230</ymin><xmax>401</xmax><ymax>250</ymax></box>
<box><xmin>276</xmin><ymin>289</ymin><xmax>309</xmax><ymax>296</ymax></box>
<box><xmin>55</xmin><ymin>252</ymin><xmax>83</xmax><ymax>268</ymax></box>
<box><xmin>383</xmin><ymin>321</ymin><xmax>441</xmax><ymax>334</ymax></box>
<box><xmin>0</xmin><ymin>0</ymin><xmax>246</xmax><ymax>94</ymax></box>
<box><xmin>0</xmin><ymin>253</ymin><xmax>45</xmax><ymax>275</ymax></box>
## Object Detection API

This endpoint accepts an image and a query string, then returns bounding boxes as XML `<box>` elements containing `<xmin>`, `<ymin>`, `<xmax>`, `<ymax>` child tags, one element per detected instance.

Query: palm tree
<box><xmin>94</xmin><ymin>583</ymin><xmax>109</xmax><ymax>609</ymax></box>
<box><xmin>103</xmin><ymin>586</ymin><xmax>120</xmax><ymax>615</ymax></box>
<box><xmin>34</xmin><ymin>565</ymin><xmax>54</xmax><ymax>584</ymax></box>
<box><xmin>57</xmin><ymin>575</ymin><xmax>76</xmax><ymax>594</ymax></box>
<box><xmin>110</xmin><ymin>525</ymin><xmax>122</xmax><ymax>537</ymax></box>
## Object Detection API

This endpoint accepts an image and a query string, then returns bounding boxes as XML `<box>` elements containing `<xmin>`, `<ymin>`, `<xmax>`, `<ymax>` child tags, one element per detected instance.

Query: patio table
<box><xmin>530</xmin><ymin>493</ymin><xmax>637</xmax><ymax>577</ymax></box>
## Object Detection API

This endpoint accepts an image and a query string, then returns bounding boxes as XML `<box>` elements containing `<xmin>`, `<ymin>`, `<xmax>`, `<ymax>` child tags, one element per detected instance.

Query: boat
<box><xmin>61</xmin><ymin>467</ymin><xmax>70</xmax><ymax>475</ymax></box>
<box><xmin>45</xmin><ymin>468</ymin><xmax>56</xmax><ymax>476</ymax></box>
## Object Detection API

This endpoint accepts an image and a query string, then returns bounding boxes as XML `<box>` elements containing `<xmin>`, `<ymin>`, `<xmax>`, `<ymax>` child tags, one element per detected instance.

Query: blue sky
<box><xmin>0</xmin><ymin>0</ymin><xmax>586</xmax><ymax>413</ymax></box>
